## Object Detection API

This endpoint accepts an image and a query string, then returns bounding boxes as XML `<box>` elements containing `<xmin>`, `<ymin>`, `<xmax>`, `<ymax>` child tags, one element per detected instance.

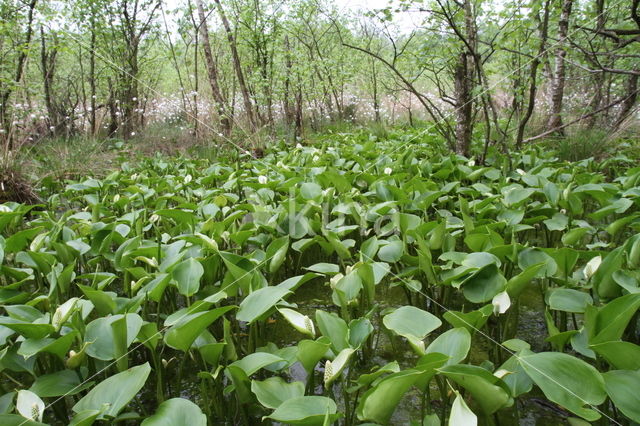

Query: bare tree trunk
<box><xmin>462</xmin><ymin>0</ymin><xmax>501</xmax><ymax>157</ymax></box>
<box><xmin>40</xmin><ymin>27</ymin><xmax>58</xmax><ymax>135</ymax></box>
<box><xmin>78</xmin><ymin>41</ymin><xmax>88</xmax><ymax>133</ymax></box>
<box><xmin>114</xmin><ymin>0</ymin><xmax>159</xmax><ymax>140</ymax></box>
<box><xmin>294</xmin><ymin>73</ymin><xmax>303</xmax><ymax>139</ymax></box>
<box><xmin>453</xmin><ymin>49</ymin><xmax>474</xmax><ymax>156</ymax></box>
<box><xmin>121</xmin><ymin>50</ymin><xmax>139</xmax><ymax>140</ymax></box>
<box><xmin>613</xmin><ymin>73</ymin><xmax>639</xmax><ymax>130</ymax></box>
<box><xmin>194</xmin><ymin>0</ymin><xmax>231</xmax><ymax>135</ymax></box>
<box><xmin>584</xmin><ymin>0</ymin><xmax>606</xmax><ymax>129</ymax></box>
<box><xmin>546</xmin><ymin>0</ymin><xmax>573</xmax><ymax>134</ymax></box>
<box><xmin>372</xmin><ymin>60</ymin><xmax>380</xmax><ymax>122</ymax></box>
<box><xmin>213</xmin><ymin>0</ymin><xmax>257</xmax><ymax>130</ymax></box>
<box><xmin>452</xmin><ymin>0</ymin><xmax>477</xmax><ymax>156</ymax></box>
<box><xmin>89</xmin><ymin>6</ymin><xmax>97</xmax><ymax>136</ymax></box>
<box><xmin>161</xmin><ymin>3</ymin><xmax>188</xmax><ymax>119</ymax></box>
<box><xmin>0</xmin><ymin>0</ymin><xmax>38</xmax><ymax>151</ymax></box>
<box><xmin>107</xmin><ymin>78</ymin><xmax>119</xmax><ymax>137</ymax></box>
<box><xmin>283</xmin><ymin>35</ymin><xmax>294</xmax><ymax>128</ymax></box>
<box><xmin>193</xmin><ymin>23</ymin><xmax>199</xmax><ymax>139</ymax></box>
<box><xmin>516</xmin><ymin>0</ymin><xmax>551</xmax><ymax>147</ymax></box>
<box><xmin>584</xmin><ymin>72</ymin><xmax>604</xmax><ymax>129</ymax></box>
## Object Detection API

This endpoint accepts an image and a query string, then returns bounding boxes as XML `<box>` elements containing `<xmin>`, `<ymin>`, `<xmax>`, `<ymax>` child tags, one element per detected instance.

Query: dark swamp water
<box><xmin>170</xmin><ymin>279</ymin><xmax>573</xmax><ymax>425</ymax></box>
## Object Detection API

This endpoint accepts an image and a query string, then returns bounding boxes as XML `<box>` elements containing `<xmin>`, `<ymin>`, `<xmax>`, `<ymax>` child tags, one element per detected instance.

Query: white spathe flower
<box><xmin>184</xmin><ymin>174</ymin><xmax>192</xmax><ymax>184</ymax></box>
<box><xmin>278</xmin><ymin>308</ymin><xmax>315</xmax><ymax>337</ymax></box>
<box><xmin>384</xmin><ymin>167</ymin><xmax>392</xmax><ymax>175</ymax></box>
<box><xmin>16</xmin><ymin>390</ymin><xmax>44</xmax><ymax>422</ymax></box>
<box><xmin>324</xmin><ymin>360</ymin><xmax>334</xmax><ymax>385</ymax></box>
<box><xmin>324</xmin><ymin>348</ymin><xmax>355</xmax><ymax>386</ymax></box>
<box><xmin>258</xmin><ymin>175</ymin><xmax>268</xmax><ymax>184</ymax></box>
<box><xmin>468</xmin><ymin>159</ymin><xmax>476</xmax><ymax>167</ymax></box>
<box><xmin>329</xmin><ymin>273</ymin><xmax>344</xmax><ymax>289</ymax></box>
<box><xmin>492</xmin><ymin>291</ymin><xmax>511</xmax><ymax>315</ymax></box>
<box><xmin>584</xmin><ymin>255</ymin><xmax>602</xmax><ymax>279</ymax></box>
<box><xmin>516</xmin><ymin>169</ymin><xmax>526</xmax><ymax>176</ymax></box>
<box><xmin>130</xmin><ymin>132</ymin><xmax>136</xmax><ymax>136</ymax></box>
<box><xmin>296</xmin><ymin>143</ymin><xmax>303</xmax><ymax>149</ymax></box>
<box><xmin>52</xmin><ymin>298</ymin><xmax>78</xmax><ymax>331</ymax></box>
<box><xmin>493</xmin><ymin>369</ymin><xmax>511</xmax><ymax>379</ymax></box>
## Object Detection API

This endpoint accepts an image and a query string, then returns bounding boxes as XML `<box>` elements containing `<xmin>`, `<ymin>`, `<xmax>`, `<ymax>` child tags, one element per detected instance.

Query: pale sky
<box><xmin>163</xmin><ymin>0</ymin><xmax>396</xmax><ymax>13</ymax></box>
<box><xmin>334</xmin><ymin>0</ymin><xmax>393</xmax><ymax>10</ymax></box>
<box><xmin>334</xmin><ymin>0</ymin><xmax>422</xmax><ymax>31</ymax></box>
<box><xmin>166</xmin><ymin>0</ymin><xmax>418</xmax><ymax>27</ymax></box>
<box><xmin>161</xmin><ymin>0</ymin><xmax>420</xmax><ymax>34</ymax></box>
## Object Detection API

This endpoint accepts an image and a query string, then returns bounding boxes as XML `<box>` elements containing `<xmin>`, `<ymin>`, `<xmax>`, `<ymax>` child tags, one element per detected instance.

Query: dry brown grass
<box><xmin>18</xmin><ymin>138</ymin><xmax>119</xmax><ymax>183</ymax></box>
<box><xmin>0</xmin><ymin>167</ymin><xmax>41</xmax><ymax>204</ymax></box>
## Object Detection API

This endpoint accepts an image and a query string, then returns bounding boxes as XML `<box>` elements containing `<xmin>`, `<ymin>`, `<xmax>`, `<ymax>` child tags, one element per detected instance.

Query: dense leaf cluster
<box><xmin>0</xmin><ymin>131</ymin><xmax>639</xmax><ymax>424</ymax></box>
